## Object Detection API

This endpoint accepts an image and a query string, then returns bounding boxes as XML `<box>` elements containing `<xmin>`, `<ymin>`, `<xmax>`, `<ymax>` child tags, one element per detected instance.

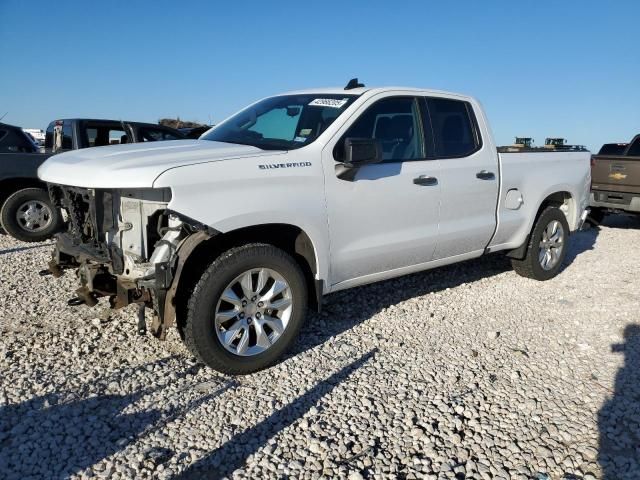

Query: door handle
<box><xmin>476</xmin><ymin>170</ymin><xmax>495</xmax><ymax>180</ymax></box>
<box><xmin>413</xmin><ymin>175</ymin><xmax>438</xmax><ymax>186</ymax></box>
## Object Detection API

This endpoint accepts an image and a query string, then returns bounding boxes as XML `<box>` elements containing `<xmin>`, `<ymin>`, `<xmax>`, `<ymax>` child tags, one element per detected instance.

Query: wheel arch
<box><xmin>535</xmin><ymin>190</ymin><xmax>576</xmax><ymax>228</ymax></box>
<box><xmin>0</xmin><ymin>178</ymin><xmax>48</xmax><ymax>208</ymax></box>
<box><xmin>170</xmin><ymin>223</ymin><xmax>323</xmax><ymax>337</ymax></box>
<box><xmin>507</xmin><ymin>190</ymin><xmax>575</xmax><ymax>260</ymax></box>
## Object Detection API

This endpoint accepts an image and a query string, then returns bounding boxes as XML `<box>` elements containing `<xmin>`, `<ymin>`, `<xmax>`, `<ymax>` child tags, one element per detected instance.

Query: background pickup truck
<box><xmin>0</xmin><ymin>119</ymin><xmax>184</xmax><ymax>242</ymax></box>
<box><xmin>38</xmin><ymin>84</ymin><xmax>591</xmax><ymax>374</ymax></box>
<box><xmin>590</xmin><ymin>134</ymin><xmax>640</xmax><ymax>222</ymax></box>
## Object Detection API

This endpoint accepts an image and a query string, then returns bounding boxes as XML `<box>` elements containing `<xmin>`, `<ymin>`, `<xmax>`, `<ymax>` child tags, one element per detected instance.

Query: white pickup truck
<box><xmin>38</xmin><ymin>83</ymin><xmax>591</xmax><ymax>374</ymax></box>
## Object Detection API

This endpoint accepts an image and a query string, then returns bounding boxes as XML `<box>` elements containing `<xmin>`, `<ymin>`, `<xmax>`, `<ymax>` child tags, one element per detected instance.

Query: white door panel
<box><xmin>323</xmin><ymin>159</ymin><xmax>441</xmax><ymax>284</ymax></box>
<box><xmin>433</xmin><ymin>148</ymin><xmax>499</xmax><ymax>259</ymax></box>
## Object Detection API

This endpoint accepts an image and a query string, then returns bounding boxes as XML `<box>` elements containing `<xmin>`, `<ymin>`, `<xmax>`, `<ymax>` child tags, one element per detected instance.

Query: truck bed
<box><xmin>489</xmin><ymin>150</ymin><xmax>591</xmax><ymax>252</ymax></box>
<box><xmin>497</xmin><ymin>146</ymin><xmax>589</xmax><ymax>153</ymax></box>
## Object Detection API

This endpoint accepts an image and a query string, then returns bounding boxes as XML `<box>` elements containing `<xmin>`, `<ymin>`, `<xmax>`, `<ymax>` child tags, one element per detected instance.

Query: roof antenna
<box><xmin>0</xmin><ymin>112</ymin><xmax>8</xmax><ymax>122</ymax></box>
<box><xmin>344</xmin><ymin>78</ymin><xmax>364</xmax><ymax>90</ymax></box>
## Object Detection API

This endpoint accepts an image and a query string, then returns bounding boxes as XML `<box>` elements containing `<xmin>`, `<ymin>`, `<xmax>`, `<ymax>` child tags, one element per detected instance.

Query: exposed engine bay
<box><xmin>46</xmin><ymin>184</ymin><xmax>211</xmax><ymax>337</ymax></box>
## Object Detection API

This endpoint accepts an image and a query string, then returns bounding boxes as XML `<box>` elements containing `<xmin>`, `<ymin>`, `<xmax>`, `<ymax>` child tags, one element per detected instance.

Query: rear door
<box><xmin>425</xmin><ymin>97</ymin><xmax>499</xmax><ymax>260</ymax></box>
<box><xmin>322</xmin><ymin>94</ymin><xmax>441</xmax><ymax>286</ymax></box>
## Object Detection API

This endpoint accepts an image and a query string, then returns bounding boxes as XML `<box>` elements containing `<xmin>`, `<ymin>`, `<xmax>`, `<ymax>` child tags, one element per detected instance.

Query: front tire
<box><xmin>184</xmin><ymin>243</ymin><xmax>308</xmax><ymax>375</ymax></box>
<box><xmin>0</xmin><ymin>188</ymin><xmax>64</xmax><ymax>242</ymax></box>
<box><xmin>511</xmin><ymin>206</ymin><xmax>570</xmax><ymax>281</ymax></box>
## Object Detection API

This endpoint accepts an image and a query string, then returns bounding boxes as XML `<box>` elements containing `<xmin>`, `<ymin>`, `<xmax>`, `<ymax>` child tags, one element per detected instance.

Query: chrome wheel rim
<box><xmin>16</xmin><ymin>200</ymin><xmax>53</xmax><ymax>232</ymax></box>
<box><xmin>214</xmin><ymin>268</ymin><xmax>293</xmax><ymax>356</ymax></box>
<box><xmin>538</xmin><ymin>220</ymin><xmax>564</xmax><ymax>271</ymax></box>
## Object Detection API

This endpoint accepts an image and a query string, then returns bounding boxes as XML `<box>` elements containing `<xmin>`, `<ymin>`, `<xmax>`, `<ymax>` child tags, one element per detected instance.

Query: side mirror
<box><xmin>343</xmin><ymin>137</ymin><xmax>382</xmax><ymax>168</ymax></box>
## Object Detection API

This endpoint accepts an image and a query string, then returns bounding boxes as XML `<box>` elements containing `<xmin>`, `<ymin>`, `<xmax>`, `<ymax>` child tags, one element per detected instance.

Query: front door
<box><xmin>322</xmin><ymin>95</ymin><xmax>441</xmax><ymax>287</ymax></box>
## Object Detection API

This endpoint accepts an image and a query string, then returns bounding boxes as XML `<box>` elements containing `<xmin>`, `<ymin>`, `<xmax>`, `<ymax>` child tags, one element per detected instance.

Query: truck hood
<box><xmin>37</xmin><ymin>140</ymin><xmax>277</xmax><ymax>188</ymax></box>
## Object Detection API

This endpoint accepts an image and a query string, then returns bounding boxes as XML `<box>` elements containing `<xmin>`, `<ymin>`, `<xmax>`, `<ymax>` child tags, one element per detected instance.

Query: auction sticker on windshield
<box><xmin>309</xmin><ymin>98</ymin><xmax>349</xmax><ymax>108</ymax></box>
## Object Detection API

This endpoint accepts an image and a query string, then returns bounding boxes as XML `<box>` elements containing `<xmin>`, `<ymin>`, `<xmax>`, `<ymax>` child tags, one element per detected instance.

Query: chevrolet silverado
<box><xmin>37</xmin><ymin>83</ymin><xmax>591</xmax><ymax>374</ymax></box>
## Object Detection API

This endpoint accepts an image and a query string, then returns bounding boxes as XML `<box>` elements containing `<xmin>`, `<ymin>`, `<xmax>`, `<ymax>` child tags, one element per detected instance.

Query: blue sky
<box><xmin>1</xmin><ymin>0</ymin><xmax>638</xmax><ymax>151</ymax></box>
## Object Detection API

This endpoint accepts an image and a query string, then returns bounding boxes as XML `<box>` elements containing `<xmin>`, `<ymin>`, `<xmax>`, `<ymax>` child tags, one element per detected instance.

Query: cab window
<box><xmin>427</xmin><ymin>98</ymin><xmax>480</xmax><ymax>158</ymax></box>
<box><xmin>335</xmin><ymin>97</ymin><xmax>425</xmax><ymax>162</ymax></box>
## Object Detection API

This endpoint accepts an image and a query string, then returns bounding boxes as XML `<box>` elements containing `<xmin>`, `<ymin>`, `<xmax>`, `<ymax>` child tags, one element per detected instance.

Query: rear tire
<box><xmin>511</xmin><ymin>206</ymin><xmax>570</xmax><ymax>281</ymax></box>
<box><xmin>0</xmin><ymin>188</ymin><xmax>64</xmax><ymax>242</ymax></box>
<box><xmin>184</xmin><ymin>243</ymin><xmax>308</xmax><ymax>375</ymax></box>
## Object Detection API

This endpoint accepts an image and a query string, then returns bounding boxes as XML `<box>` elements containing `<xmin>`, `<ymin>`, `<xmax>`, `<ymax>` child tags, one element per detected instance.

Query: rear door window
<box><xmin>427</xmin><ymin>98</ymin><xmax>480</xmax><ymax>158</ymax></box>
<box><xmin>85</xmin><ymin>125</ymin><xmax>127</xmax><ymax>146</ymax></box>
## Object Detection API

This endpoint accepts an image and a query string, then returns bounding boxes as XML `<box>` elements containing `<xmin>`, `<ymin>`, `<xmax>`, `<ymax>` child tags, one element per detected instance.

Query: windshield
<box><xmin>201</xmin><ymin>94</ymin><xmax>358</xmax><ymax>150</ymax></box>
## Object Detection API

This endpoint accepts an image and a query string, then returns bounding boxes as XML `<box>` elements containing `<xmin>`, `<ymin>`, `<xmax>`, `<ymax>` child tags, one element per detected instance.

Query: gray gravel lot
<box><xmin>1</xmin><ymin>216</ymin><xmax>639</xmax><ymax>480</ymax></box>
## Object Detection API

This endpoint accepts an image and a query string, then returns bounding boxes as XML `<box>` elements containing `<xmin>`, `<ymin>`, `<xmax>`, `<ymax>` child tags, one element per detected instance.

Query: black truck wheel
<box><xmin>0</xmin><ymin>187</ymin><xmax>64</xmax><ymax>242</ymax></box>
<box><xmin>184</xmin><ymin>243</ymin><xmax>308</xmax><ymax>375</ymax></box>
<box><xmin>511</xmin><ymin>206</ymin><xmax>570</xmax><ymax>281</ymax></box>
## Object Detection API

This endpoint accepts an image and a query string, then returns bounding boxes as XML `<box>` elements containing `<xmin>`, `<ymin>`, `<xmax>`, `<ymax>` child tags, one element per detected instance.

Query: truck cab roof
<box><xmin>280</xmin><ymin>86</ymin><xmax>472</xmax><ymax>101</ymax></box>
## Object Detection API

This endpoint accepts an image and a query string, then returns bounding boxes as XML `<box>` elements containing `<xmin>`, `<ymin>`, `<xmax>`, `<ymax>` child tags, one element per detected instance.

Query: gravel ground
<box><xmin>1</xmin><ymin>216</ymin><xmax>639</xmax><ymax>480</ymax></box>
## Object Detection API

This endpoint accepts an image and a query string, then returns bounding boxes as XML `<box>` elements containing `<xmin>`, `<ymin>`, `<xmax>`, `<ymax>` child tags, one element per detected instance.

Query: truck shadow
<box><xmin>0</xmin><ymin>242</ymin><xmax>52</xmax><ymax>256</ymax></box>
<box><xmin>292</xmin><ymin>226</ymin><xmax>598</xmax><ymax>359</ymax></box>
<box><xmin>0</xmin><ymin>356</ymin><xmax>236</xmax><ymax>479</ymax></box>
<box><xmin>173</xmin><ymin>348</ymin><xmax>377</xmax><ymax>479</ymax></box>
<box><xmin>598</xmin><ymin>324</ymin><xmax>640</xmax><ymax>479</ymax></box>
<box><xmin>562</xmin><ymin>223</ymin><xmax>599</xmax><ymax>266</ymax></box>
<box><xmin>598</xmin><ymin>214</ymin><xmax>640</xmax><ymax>230</ymax></box>
<box><xmin>291</xmin><ymin>253</ymin><xmax>511</xmax><ymax>359</ymax></box>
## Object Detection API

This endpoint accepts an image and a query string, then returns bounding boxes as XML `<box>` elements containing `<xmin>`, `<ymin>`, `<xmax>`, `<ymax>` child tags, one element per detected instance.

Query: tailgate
<box><xmin>591</xmin><ymin>155</ymin><xmax>640</xmax><ymax>194</ymax></box>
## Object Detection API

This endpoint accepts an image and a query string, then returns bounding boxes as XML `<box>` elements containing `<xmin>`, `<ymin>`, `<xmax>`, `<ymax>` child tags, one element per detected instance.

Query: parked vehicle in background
<box><xmin>23</xmin><ymin>131</ymin><xmax>42</xmax><ymax>149</ymax></box>
<box><xmin>597</xmin><ymin>143</ymin><xmax>628</xmax><ymax>156</ymax></box>
<box><xmin>38</xmin><ymin>83</ymin><xmax>591</xmax><ymax>374</ymax></box>
<box><xmin>514</xmin><ymin>137</ymin><xmax>534</xmax><ymax>148</ymax></box>
<box><xmin>179</xmin><ymin>126</ymin><xmax>213</xmax><ymax>139</ymax></box>
<box><xmin>1</xmin><ymin>123</ymin><xmax>41</xmax><ymax>153</ymax></box>
<box><xmin>23</xmin><ymin>128</ymin><xmax>46</xmax><ymax>145</ymax></box>
<box><xmin>1</xmin><ymin>119</ymin><xmax>185</xmax><ymax>242</ymax></box>
<box><xmin>0</xmin><ymin>122</ymin><xmax>61</xmax><ymax>240</ymax></box>
<box><xmin>544</xmin><ymin>138</ymin><xmax>567</xmax><ymax>148</ymax></box>
<box><xmin>502</xmin><ymin>137</ymin><xmax>588</xmax><ymax>153</ymax></box>
<box><xmin>590</xmin><ymin>135</ymin><xmax>640</xmax><ymax>223</ymax></box>
<box><xmin>543</xmin><ymin>138</ymin><xmax>588</xmax><ymax>151</ymax></box>
<box><xmin>44</xmin><ymin>119</ymin><xmax>184</xmax><ymax>152</ymax></box>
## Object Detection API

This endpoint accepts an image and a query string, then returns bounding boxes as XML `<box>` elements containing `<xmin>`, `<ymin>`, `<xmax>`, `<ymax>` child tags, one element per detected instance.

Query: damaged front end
<box><xmin>46</xmin><ymin>184</ymin><xmax>212</xmax><ymax>338</ymax></box>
